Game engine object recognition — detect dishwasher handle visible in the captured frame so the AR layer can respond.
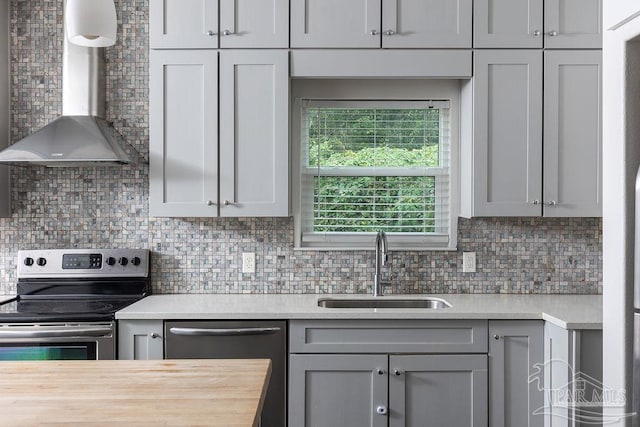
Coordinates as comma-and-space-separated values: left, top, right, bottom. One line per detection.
169, 327, 281, 337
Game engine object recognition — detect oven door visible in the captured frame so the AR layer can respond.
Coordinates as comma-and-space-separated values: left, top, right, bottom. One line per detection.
0, 322, 115, 360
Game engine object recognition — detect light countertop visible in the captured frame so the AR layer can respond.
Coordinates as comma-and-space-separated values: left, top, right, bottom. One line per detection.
116, 293, 602, 329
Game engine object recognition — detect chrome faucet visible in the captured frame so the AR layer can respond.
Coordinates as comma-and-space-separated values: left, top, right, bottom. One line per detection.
373, 231, 389, 297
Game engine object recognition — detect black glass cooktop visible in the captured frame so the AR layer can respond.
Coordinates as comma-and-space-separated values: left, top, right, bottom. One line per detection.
0, 278, 150, 323
0, 296, 145, 322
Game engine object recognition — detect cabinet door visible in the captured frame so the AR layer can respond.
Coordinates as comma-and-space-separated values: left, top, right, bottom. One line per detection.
471, 51, 543, 216
118, 320, 164, 360
219, 51, 289, 217
289, 354, 388, 427
474, 0, 543, 48
219, 0, 289, 48
149, 50, 219, 217
544, 0, 602, 49
389, 354, 488, 427
381, 0, 472, 48
290, 0, 382, 48
149, 0, 218, 48
488, 321, 544, 427
545, 323, 603, 427
543, 51, 602, 217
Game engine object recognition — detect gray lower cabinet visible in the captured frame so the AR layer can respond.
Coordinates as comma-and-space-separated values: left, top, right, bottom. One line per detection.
388, 354, 488, 427
289, 354, 389, 427
289, 319, 489, 427
488, 320, 544, 427
544, 322, 603, 427
118, 320, 164, 360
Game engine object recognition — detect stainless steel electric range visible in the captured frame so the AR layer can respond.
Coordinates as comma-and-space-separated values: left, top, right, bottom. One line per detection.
0, 249, 150, 360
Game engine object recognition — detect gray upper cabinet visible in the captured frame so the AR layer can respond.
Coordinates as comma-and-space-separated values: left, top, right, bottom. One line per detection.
474, 0, 601, 48
290, 0, 472, 48
149, 0, 219, 48
381, 0, 472, 48
488, 321, 544, 427
150, 0, 289, 49
149, 50, 289, 217
543, 50, 602, 217
149, 50, 219, 217
461, 50, 543, 217
218, 50, 289, 217
219, 0, 289, 48
461, 49, 602, 217
0, 0, 9, 218
544, 0, 602, 49
474, 0, 544, 48
290, 0, 382, 48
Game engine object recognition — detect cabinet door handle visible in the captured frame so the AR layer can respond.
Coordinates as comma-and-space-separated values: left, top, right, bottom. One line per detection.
546, 200, 557, 206
370, 29, 379, 36
385, 30, 395, 36
206, 30, 216, 36
493, 334, 500, 340
531, 200, 540, 205
548, 30, 558, 37
206, 200, 216, 206
376, 368, 385, 375
532, 30, 541, 36
394, 369, 403, 376
150, 332, 160, 339
376, 405, 388, 415
223, 200, 237, 207
222, 29, 234, 36
169, 327, 281, 336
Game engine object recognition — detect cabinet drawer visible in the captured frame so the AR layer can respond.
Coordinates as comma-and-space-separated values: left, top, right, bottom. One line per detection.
290, 319, 488, 353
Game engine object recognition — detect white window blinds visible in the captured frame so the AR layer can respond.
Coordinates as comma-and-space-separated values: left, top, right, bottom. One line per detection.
300, 100, 452, 249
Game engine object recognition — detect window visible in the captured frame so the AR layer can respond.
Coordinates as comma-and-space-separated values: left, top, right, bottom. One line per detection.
296, 80, 457, 249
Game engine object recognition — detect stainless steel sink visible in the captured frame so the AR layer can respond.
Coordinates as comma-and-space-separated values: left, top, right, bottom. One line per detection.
317, 297, 452, 309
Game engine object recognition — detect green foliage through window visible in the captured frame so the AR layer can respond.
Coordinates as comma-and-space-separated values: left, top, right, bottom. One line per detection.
303, 104, 449, 235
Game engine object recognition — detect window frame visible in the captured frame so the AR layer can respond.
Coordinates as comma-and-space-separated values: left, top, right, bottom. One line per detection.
291, 79, 460, 251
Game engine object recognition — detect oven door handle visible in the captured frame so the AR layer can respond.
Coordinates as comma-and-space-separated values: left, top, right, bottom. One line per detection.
169, 327, 281, 337
0, 327, 113, 339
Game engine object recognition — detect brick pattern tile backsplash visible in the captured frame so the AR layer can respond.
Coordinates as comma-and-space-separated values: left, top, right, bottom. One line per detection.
0, 0, 602, 296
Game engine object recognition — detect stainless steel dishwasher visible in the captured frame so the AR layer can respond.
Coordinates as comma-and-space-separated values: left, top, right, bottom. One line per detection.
165, 320, 286, 427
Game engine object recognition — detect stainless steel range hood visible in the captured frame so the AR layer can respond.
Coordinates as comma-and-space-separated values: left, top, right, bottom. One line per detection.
0, 5, 139, 167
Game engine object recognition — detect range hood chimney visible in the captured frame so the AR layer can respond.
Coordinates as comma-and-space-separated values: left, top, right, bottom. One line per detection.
0, 1, 140, 167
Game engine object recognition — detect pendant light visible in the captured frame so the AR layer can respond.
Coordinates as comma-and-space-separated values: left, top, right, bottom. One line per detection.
65, 0, 117, 47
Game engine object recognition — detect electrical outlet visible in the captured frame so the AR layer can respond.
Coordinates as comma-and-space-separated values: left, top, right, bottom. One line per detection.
463, 252, 476, 273
242, 252, 256, 274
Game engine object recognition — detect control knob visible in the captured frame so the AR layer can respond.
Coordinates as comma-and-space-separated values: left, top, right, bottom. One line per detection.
24, 257, 34, 266
106, 257, 116, 266
36, 257, 47, 266
132, 257, 141, 266
119, 257, 129, 266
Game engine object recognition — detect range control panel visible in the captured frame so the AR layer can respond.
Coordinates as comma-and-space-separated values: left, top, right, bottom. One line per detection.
18, 249, 150, 278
